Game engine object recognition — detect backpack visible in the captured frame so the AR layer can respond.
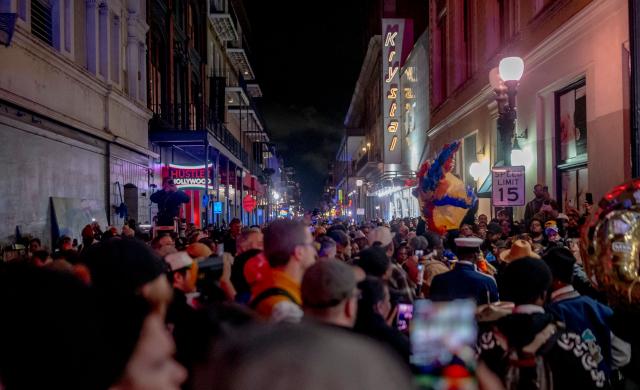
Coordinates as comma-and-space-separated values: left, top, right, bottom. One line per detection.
249, 287, 296, 310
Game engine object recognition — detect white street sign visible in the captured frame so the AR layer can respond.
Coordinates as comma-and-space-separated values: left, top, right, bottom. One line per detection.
492, 166, 525, 206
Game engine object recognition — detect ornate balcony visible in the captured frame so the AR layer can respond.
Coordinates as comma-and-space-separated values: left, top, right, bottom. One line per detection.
208, 0, 239, 42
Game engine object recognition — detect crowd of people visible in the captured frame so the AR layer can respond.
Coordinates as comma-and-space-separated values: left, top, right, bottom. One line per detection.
0, 183, 638, 389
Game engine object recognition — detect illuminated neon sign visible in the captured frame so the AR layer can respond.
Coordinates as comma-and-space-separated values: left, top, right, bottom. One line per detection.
382, 19, 412, 161
166, 164, 214, 190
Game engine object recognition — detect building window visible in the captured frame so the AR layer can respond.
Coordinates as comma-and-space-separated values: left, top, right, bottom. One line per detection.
31, 0, 53, 45
498, 0, 518, 43
110, 12, 120, 83
431, 0, 447, 106
555, 79, 587, 211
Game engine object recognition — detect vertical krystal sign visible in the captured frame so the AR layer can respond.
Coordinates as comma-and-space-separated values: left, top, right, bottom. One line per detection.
382, 19, 412, 164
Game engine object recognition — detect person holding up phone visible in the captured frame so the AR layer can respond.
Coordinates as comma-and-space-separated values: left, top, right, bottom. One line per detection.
150, 178, 190, 227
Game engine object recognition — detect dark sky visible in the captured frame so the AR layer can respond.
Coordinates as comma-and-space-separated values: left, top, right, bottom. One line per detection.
244, 1, 370, 209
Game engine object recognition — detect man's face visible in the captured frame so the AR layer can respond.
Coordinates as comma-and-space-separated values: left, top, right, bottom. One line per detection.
298, 229, 317, 271
159, 235, 174, 248
245, 232, 264, 252
534, 185, 545, 199
230, 222, 242, 236
478, 215, 488, 225
460, 225, 472, 237
29, 241, 40, 253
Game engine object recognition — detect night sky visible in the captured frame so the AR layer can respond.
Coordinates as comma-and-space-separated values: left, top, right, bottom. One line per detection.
244, 0, 370, 209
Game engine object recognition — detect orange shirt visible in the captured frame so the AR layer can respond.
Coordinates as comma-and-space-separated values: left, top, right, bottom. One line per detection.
250, 269, 302, 320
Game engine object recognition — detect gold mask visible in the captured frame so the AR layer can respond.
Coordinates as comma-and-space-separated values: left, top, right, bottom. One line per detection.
581, 180, 640, 305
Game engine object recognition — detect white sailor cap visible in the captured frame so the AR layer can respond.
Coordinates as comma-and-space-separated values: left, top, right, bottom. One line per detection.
454, 237, 484, 248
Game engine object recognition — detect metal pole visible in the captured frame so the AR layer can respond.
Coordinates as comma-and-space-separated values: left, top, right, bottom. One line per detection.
226, 158, 230, 225
204, 143, 209, 228
631, 0, 640, 177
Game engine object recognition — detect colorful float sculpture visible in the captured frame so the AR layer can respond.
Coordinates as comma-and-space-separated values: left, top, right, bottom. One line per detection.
413, 141, 477, 234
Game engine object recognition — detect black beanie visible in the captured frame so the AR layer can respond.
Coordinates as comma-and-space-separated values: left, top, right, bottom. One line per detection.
543, 246, 576, 284
500, 257, 552, 305
357, 247, 390, 278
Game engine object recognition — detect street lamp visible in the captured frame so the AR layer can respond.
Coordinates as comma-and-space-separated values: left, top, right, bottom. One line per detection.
492, 56, 524, 166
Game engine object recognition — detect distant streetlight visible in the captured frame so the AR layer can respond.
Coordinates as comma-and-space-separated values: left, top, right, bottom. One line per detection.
272, 191, 280, 201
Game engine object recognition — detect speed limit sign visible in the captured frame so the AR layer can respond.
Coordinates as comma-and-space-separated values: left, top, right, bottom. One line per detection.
492, 166, 525, 206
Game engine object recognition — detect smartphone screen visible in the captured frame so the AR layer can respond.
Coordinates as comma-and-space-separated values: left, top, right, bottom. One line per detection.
396, 303, 414, 332
411, 299, 477, 373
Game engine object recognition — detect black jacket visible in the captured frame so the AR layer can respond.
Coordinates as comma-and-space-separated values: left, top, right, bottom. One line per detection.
354, 312, 411, 365
150, 190, 190, 221
478, 312, 609, 389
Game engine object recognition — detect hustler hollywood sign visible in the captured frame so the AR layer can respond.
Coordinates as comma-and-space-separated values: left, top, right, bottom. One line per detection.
382, 18, 412, 164
166, 164, 214, 190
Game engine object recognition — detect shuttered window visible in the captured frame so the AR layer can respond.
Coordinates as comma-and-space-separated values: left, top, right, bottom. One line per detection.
31, 0, 52, 46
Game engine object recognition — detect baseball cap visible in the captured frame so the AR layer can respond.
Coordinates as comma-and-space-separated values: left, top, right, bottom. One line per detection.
368, 226, 394, 247
302, 259, 357, 308
165, 251, 193, 272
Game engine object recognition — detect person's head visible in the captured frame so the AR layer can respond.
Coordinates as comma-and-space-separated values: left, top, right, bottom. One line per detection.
542, 246, 576, 289
31, 250, 51, 267
545, 223, 560, 242
165, 252, 197, 293
478, 214, 488, 225
162, 178, 177, 192
327, 230, 351, 259
302, 260, 359, 328
111, 312, 187, 390
82, 238, 172, 315
459, 223, 473, 237
497, 209, 509, 223
394, 244, 409, 264
500, 257, 552, 306
368, 226, 395, 258
230, 218, 242, 237
198, 323, 412, 390
236, 228, 264, 255
529, 218, 543, 235
60, 236, 73, 251
28, 238, 41, 253
454, 237, 484, 262
533, 184, 545, 199
151, 234, 176, 257
357, 276, 391, 320
186, 242, 213, 262
486, 222, 502, 242
316, 235, 337, 259
500, 220, 511, 236
264, 219, 316, 279
357, 247, 391, 280
408, 235, 429, 254
0, 263, 109, 389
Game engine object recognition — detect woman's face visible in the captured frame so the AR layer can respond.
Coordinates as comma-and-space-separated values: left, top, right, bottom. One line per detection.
113, 314, 186, 390
396, 247, 409, 263
501, 221, 511, 235
530, 220, 542, 234
460, 224, 472, 237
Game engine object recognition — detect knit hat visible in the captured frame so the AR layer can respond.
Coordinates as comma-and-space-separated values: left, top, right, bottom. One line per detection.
500, 257, 552, 305
542, 246, 576, 284
302, 259, 357, 308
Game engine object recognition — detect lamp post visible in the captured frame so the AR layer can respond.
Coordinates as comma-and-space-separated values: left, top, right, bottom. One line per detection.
491, 57, 524, 166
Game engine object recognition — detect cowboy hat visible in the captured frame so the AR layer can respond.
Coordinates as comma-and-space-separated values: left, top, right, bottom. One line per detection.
499, 239, 541, 262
